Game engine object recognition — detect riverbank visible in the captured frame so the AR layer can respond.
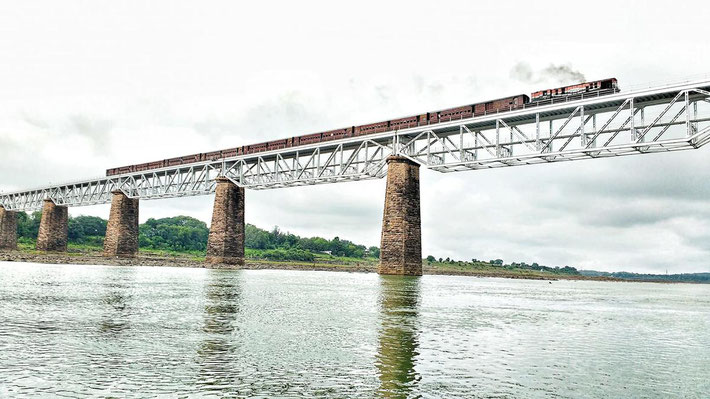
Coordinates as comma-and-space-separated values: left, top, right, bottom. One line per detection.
0, 249, 622, 282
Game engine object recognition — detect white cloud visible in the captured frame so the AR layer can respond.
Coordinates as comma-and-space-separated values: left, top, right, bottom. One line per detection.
1, 0, 710, 273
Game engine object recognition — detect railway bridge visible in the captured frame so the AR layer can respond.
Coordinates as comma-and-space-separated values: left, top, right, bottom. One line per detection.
2, 79, 710, 275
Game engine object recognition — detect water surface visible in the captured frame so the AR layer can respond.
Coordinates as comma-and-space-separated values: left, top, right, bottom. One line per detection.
1, 262, 708, 398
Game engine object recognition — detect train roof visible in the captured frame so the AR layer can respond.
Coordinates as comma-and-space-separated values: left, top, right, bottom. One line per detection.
532, 77, 618, 93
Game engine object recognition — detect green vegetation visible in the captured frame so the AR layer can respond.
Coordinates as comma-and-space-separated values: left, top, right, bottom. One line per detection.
580, 270, 710, 284
16, 212, 708, 283
15, 212, 380, 262
424, 255, 581, 276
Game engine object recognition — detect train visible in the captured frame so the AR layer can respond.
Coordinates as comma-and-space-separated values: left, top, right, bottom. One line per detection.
106, 78, 619, 176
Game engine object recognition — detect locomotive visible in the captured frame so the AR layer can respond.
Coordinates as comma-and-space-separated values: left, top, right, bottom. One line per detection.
106, 78, 619, 176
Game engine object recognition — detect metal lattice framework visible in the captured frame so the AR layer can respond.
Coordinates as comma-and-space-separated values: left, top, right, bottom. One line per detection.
2, 79, 710, 211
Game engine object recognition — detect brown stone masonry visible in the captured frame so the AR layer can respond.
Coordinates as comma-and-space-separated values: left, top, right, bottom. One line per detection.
36, 199, 68, 252
379, 156, 422, 276
0, 206, 18, 250
103, 191, 139, 257
206, 177, 245, 265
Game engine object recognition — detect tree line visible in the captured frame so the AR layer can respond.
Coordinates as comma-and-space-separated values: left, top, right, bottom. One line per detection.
15, 212, 379, 260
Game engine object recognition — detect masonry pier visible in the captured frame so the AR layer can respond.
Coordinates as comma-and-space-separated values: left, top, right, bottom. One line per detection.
206, 177, 245, 265
36, 199, 68, 252
379, 156, 422, 276
0, 206, 18, 250
103, 191, 140, 257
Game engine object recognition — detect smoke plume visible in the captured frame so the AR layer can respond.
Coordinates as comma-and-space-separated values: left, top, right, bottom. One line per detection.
510, 62, 586, 86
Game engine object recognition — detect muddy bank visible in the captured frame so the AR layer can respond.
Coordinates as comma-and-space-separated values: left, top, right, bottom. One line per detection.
0, 250, 622, 282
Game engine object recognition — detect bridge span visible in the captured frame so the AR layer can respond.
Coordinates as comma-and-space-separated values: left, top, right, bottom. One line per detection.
2, 79, 710, 275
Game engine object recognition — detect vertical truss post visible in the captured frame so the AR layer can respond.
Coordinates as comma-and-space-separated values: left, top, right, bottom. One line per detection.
495, 120, 500, 157
317, 148, 322, 177
580, 106, 586, 146
474, 131, 479, 160
693, 100, 698, 134
629, 98, 638, 141
509, 122, 513, 156
639, 108, 645, 143
686, 91, 691, 137
460, 126, 465, 160
590, 114, 597, 148
535, 113, 541, 150
340, 145, 344, 173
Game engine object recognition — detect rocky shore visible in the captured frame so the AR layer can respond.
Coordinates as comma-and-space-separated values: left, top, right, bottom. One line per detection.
0, 250, 623, 282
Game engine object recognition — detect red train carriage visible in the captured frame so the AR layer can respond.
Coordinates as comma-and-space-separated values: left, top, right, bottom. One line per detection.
321, 127, 352, 142
437, 105, 473, 121
246, 142, 268, 154
531, 78, 618, 101
473, 95, 529, 116
427, 111, 439, 124
299, 132, 323, 145
390, 115, 425, 130
221, 147, 240, 158
106, 78, 621, 177
181, 154, 201, 164
267, 139, 289, 150
165, 156, 184, 167
135, 160, 165, 172
355, 121, 389, 136
203, 150, 223, 161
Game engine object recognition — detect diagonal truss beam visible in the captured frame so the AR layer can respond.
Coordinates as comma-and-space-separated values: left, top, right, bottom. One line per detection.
2, 80, 710, 211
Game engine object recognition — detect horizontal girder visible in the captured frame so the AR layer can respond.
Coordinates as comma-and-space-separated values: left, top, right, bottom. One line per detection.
2, 79, 710, 211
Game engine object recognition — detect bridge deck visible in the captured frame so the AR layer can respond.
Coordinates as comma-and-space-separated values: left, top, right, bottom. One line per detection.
2, 79, 710, 211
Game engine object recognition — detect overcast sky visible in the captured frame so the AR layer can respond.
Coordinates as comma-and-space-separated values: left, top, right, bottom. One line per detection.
1, 0, 710, 273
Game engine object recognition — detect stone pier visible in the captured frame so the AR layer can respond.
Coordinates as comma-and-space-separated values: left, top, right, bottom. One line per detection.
36, 199, 68, 252
103, 191, 139, 257
378, 156, 422, 276
0, 206, 18, 250
206, 177, 245, 265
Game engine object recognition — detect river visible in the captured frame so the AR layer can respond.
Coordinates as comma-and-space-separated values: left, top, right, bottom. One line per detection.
0, 262, 708, 398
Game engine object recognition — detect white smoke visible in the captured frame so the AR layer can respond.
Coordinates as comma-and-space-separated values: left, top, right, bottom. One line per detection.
510, 62, 586, 86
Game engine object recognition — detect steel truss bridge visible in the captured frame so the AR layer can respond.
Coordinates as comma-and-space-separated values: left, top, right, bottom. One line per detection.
2, 79, 710, 211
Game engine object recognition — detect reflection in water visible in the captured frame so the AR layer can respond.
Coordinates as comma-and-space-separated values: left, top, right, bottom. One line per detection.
197, 270, 242, 392
376, 276, 421, 398
99, 270, 134, 335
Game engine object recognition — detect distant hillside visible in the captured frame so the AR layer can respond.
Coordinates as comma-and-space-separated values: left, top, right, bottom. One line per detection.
579, 270, 710, 284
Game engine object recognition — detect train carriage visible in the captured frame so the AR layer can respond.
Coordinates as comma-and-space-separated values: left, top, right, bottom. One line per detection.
354, 121, 389, 136
203, 150, 223, 161
474, 94, 529, 116
221, 147, 240, 158
106, 78, 621, 177
531, 78, 618, 101
321, 127, 352, 141
437, 105, 473, 121
267, 139, 289, 150
298, 132, 322, 145
389, 115, 423, 130
246, 142, 268, 154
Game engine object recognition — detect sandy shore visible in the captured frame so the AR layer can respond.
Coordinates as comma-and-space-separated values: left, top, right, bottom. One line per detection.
0, 250, 622, 282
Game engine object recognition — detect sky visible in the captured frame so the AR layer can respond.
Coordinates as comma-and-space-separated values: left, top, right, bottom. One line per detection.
1, 0, 710, 273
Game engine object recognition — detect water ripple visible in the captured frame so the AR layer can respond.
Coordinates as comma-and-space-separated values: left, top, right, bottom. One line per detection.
0, 263, 708, 398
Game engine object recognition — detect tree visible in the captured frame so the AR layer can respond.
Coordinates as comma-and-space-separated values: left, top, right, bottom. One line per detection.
426, 255, 436, 263
68, 216, 107, 242
139, 216, 209, 251
16, 211, 41, 238
368, 246, 380, 258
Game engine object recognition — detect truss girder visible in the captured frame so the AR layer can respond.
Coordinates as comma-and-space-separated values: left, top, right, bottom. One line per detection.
2, 81, 710, 211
